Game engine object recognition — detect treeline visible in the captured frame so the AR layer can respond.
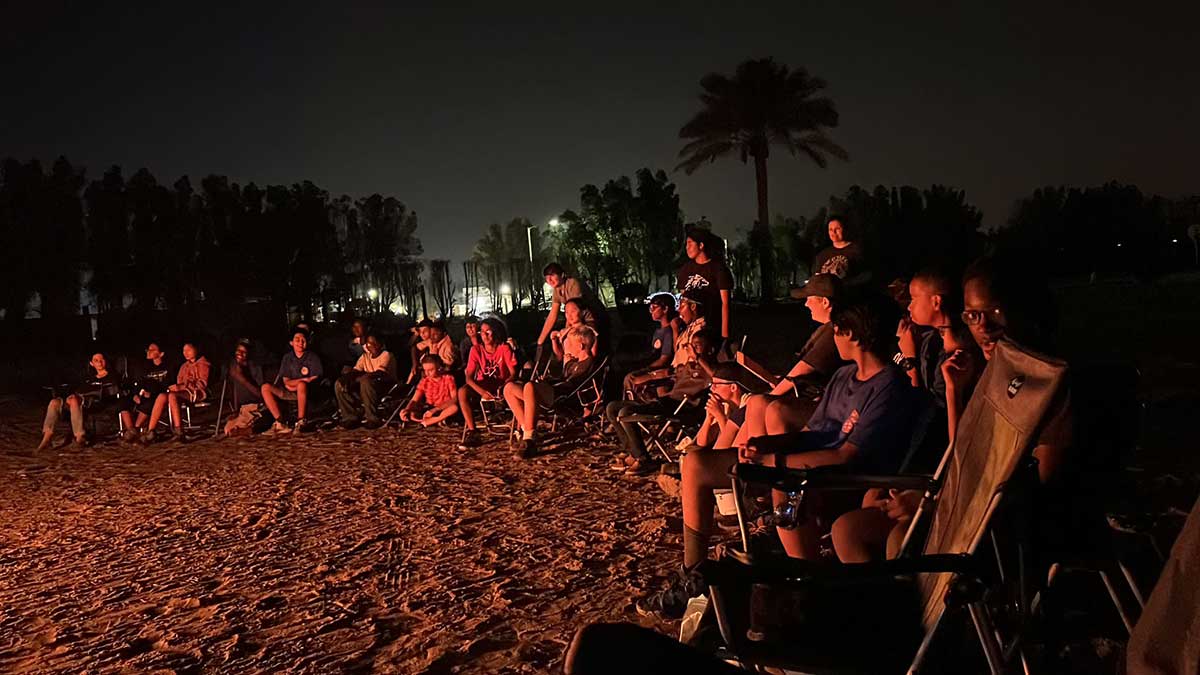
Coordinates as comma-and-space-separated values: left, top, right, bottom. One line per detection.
1000, 183, 1198, 279
0, 156, 426, 324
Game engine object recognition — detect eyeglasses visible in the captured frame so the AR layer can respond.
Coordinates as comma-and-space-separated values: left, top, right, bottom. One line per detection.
961, 307, 1005, 326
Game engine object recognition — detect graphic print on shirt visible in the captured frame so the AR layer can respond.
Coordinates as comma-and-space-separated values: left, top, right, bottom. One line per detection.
841, 408, 860, 435
820, 255, 851, 278
683, 274, 710, 291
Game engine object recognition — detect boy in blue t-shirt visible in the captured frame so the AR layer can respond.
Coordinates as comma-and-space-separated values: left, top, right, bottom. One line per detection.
261, 328, 324, 434
637, 291, 918, 619
741, 291, 918, 558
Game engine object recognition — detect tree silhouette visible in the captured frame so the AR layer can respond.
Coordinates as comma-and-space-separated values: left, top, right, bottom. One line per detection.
677, 57, 847, 300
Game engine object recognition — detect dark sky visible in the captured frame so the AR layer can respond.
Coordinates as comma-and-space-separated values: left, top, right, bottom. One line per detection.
4, 1, 1197, 263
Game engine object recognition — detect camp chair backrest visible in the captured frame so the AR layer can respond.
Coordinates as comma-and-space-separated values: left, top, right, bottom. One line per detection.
557, 356, 610, 410
918, 338, 1069, 629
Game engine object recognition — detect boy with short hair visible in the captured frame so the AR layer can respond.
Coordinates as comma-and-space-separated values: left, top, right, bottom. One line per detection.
399, 354, 460, 426
335, 334, 396, 429
261, 328, 324, 434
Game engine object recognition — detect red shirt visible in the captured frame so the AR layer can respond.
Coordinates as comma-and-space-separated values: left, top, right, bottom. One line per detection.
466, 344, 517, 387
417, 373, 457, 406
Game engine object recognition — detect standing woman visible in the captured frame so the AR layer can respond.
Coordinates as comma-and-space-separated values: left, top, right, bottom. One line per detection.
38, 352, 127, 449
812, 215, 865, 282
677, 227, 733, 346
144, 342, 210, 443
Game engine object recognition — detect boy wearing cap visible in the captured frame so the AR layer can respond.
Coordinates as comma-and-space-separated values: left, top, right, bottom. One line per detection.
734, 273, 846, 441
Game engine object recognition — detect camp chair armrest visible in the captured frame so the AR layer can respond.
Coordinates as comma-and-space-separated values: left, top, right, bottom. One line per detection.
700, 552, 978, 586
731, 463, 935, 493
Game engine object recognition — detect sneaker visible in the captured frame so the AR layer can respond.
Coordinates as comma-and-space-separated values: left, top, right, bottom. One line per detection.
140, 429, 157, 445
171, 428, 184, 443
294, 419, 311, 433
625, 457, 660, 476
636, 567, 707, 620
518, 438, 537, 460
363, 419, 384, 430
267, 421, 291, 436
339, 418, 361, 430
609, 453, 633, 471
121, 430, 138, 443
458, 430, 481, 450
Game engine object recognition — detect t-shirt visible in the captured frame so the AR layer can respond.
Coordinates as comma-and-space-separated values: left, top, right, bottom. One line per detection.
915, 329, 948, 409
229, 361, 264, 402
417, 373, 457, 406
797, 323, 841, 378
135, 358, 174, 396
459, 336, 476, 368
467, 343, 518, 386
554, 356, 595, 396
553, 276, 609, 351
813, 241, 864, 280
676, 258, 734, 332
354, 350, 397, 381
278, 350, 324, 382
348, 337, 365, 362
671, 317, 708, 368
417, 335, 457, 369
651, 323, 674, 360
802, 363, 916, 474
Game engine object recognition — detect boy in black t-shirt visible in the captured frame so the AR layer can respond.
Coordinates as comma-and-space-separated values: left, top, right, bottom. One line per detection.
676, 227, 733, 342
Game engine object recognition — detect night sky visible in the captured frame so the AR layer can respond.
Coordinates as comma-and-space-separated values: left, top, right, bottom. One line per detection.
4, 1, 1197, 263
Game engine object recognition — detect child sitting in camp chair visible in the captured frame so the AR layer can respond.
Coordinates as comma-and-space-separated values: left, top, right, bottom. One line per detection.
504, 325, 597, 459
398, 354, 459, 427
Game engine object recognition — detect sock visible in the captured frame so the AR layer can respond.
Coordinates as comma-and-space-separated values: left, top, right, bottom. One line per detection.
683, 525, 708, 569
522, 430, 534, 440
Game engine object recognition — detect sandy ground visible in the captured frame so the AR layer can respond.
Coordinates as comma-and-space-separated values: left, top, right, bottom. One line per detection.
0, 403, 682, 674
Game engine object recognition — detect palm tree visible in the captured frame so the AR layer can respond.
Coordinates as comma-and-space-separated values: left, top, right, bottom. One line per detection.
677, 57, 847, 300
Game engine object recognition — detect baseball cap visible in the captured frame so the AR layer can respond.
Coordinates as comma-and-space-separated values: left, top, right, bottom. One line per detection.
790, 273, 841, 300
680, 288, 706, 306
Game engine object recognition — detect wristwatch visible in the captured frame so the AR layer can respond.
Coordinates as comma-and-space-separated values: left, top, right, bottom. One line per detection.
893, 353, 917, 371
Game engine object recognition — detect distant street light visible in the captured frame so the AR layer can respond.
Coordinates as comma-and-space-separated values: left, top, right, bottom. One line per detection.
367, 288, 379, 300
499, 283, 512, 296
548, 217, 560, 228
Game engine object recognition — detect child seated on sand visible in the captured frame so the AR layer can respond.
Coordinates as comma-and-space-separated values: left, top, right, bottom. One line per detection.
399, 355, 459, 426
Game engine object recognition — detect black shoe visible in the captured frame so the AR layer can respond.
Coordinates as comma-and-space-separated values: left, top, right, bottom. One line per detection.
635, 566, 707, 621
140, 430, 157, 445
458, 430, 481, 450
339, 418, 361, 430
363, 419, 384, 430
518, 438, 537, 460
294, 419, 313, 434
171, 428, 185, 443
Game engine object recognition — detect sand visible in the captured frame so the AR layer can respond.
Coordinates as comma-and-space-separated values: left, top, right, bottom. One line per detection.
0, 402, 682, 674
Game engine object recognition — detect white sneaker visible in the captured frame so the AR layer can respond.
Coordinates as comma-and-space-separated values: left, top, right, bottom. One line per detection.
267, 421, 291, 435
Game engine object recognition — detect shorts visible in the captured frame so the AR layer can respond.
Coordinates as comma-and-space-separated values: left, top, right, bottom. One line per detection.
266, 384, 299, 401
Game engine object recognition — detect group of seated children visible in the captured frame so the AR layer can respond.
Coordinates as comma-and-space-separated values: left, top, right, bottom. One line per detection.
634, 254, 1069, 620
38, 342, 211, 449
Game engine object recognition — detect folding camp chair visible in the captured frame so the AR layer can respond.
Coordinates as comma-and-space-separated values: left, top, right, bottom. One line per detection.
617, 391, 709, 464
567, 339, 1072, 674
510, 356, 611, 444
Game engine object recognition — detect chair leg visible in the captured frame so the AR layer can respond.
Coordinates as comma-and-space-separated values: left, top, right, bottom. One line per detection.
1118, 561, 1146, 609
1098, 570, 1135, 635
213, 378, 228, 438
968, 601, 1006, 675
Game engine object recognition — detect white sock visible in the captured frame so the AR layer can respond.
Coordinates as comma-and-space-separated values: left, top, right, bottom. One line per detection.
522, 430, 534, 440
